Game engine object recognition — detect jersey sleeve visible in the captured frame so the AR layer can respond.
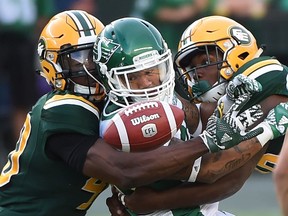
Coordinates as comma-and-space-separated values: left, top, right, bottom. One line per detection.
40, 93, 101, 136
236, 57, 288, 112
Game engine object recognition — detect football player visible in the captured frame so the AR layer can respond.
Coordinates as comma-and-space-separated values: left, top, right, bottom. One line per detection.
174, 15, 288, 178
105, 16, 288, 215
0, 12, 261, 216
94, 17, 285, 216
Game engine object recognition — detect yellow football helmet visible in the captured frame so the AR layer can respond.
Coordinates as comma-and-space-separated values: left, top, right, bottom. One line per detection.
174, 15, 261, 102
37, 10, 105, 101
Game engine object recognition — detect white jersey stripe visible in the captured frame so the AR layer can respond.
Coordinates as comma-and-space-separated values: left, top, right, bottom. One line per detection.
249, 64, 283, 79
43, 98, 99, 119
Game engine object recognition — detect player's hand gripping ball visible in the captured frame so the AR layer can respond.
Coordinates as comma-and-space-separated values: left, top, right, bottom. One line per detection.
103, 101, 185, 152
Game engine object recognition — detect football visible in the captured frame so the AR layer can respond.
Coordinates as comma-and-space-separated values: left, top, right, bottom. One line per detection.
103, 100, 185, 152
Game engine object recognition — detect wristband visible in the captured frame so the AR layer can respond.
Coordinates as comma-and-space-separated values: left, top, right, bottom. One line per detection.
254, 122, 273, 147
191, 103, 202, 137
187, 157, 202, 182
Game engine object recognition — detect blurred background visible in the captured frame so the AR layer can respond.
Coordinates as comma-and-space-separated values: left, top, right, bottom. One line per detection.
0, 0, 286, 215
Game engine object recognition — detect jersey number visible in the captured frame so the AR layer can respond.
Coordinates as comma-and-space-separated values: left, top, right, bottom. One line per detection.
77, 177, 108, 210
256, 153, 278, 173
0, 114, 31, 186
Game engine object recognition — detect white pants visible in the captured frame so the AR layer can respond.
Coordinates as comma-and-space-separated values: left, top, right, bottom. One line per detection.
201, 202, 235, 216
137, 202, 235, 216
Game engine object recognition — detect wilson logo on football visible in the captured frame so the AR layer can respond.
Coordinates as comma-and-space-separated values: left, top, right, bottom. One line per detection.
130, 114, 160, 126
141, 124, 158, 137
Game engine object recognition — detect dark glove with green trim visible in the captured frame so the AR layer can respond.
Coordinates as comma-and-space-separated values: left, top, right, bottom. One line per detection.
200, 94, 264, 153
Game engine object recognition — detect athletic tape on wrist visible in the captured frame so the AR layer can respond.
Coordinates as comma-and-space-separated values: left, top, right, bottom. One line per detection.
187, 156, 202, 182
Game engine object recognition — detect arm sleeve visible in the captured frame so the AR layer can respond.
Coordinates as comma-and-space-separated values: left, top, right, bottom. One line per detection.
46, 133, 98, 172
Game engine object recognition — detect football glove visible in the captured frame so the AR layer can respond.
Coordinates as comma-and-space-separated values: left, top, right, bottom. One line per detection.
200, 94, 264, 153
217, 74, 262, 115
253, 102, 288, 146
226, 74, 262, 99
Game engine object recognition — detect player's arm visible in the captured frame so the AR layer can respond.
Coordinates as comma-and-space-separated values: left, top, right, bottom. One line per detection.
177, 94, 216, 135
47, 95, 263, 190
273, 130, 288, 216
46, 114, 212, 191
163, 94, 288, 183
86, 94, 263, 189
160, 137, 265, 183
85, 120, 258, 189
46, 131, 209, 189
107, 148, 265, 215
83, 136, 208, 189
47, 132, 208, 189
197, 137, 263, 183
196, 94, 288, 183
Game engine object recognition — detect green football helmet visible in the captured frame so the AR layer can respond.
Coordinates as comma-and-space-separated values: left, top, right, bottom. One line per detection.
93, 17, 175, 107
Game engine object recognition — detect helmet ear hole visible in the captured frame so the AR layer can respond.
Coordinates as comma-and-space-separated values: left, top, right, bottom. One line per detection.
238, 52, 249, 60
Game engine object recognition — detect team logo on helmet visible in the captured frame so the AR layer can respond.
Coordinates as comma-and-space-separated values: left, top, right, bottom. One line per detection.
37, 38, 46, 60
229, 27, 251, 45
93, 36, 120, 64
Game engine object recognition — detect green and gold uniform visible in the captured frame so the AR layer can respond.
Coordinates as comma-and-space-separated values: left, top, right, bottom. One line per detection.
234, 56, 288, 173
0, 91, 108, 216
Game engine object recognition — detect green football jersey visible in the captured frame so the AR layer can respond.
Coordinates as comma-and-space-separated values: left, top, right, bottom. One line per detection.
234, 56, 288, 111
234, 56, 288, 173
0, 91, 108, 216
100, 95, 209, 216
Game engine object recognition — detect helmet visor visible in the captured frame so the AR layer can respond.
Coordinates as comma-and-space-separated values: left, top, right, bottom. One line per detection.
58, 45, 96, 77
58, 44, 105, 100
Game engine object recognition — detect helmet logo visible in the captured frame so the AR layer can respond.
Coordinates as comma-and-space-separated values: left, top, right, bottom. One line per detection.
230, 27, 251, 45
94, 37, 120, 64
38, 38, 46, 60
133, 50, 159, 65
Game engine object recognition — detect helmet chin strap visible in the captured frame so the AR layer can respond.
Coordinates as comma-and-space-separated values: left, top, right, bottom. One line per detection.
192, 80, 212, 98
69, 64, 103, 95
70, 79, 96, 95
198, 82, 228, 103
83, 64, 107, 94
